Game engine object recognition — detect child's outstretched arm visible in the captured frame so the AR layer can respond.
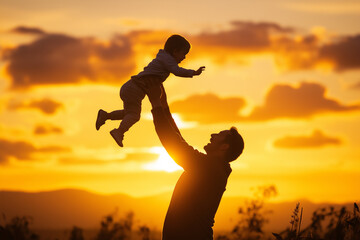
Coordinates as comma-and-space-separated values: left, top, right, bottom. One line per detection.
193, 66, 205, 76
162, 55, 205, 77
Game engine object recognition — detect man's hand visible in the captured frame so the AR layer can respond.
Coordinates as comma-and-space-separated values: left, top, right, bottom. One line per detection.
160, 84, 169, 108
144, 78, 162, 108
194, 66, 205, 76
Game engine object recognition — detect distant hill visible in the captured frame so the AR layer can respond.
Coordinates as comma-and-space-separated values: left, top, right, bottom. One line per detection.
0, 189, 353, 232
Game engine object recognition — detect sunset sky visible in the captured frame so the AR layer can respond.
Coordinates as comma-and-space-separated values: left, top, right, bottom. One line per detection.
1, 0, 360, 204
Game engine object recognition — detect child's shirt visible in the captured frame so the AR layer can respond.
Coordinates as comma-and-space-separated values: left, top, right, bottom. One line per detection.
131, 49, 195, 84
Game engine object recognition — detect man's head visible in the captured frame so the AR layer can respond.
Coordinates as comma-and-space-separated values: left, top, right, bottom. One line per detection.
204, 127, 244, 162
164, 35, 191, 63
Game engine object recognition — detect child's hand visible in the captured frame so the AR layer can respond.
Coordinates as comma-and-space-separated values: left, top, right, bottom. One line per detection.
194, 66, 205, 76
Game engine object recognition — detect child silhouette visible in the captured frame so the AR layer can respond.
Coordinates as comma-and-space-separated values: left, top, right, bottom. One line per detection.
96, 34, 205, 147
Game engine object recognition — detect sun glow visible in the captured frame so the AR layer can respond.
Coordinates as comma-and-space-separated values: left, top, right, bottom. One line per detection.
143, 147, 183, 172
143, 113, 197, 129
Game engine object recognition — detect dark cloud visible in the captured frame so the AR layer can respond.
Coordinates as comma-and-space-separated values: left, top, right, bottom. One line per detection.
191, 21, 360, 71
273, 130, 342, 149
319, 34, 360, 71
272, 34, 321, 70
170, 93, 246, 124
0, 138, 70, 164
2, 32, 136, 89
192, 21, 293, 52
34, 123, 63, 135
3, 22, 360, 89
59, 152, 158, 165
8, 98, 63, 115
247, 82, 360, 121
11, 26, 46, 35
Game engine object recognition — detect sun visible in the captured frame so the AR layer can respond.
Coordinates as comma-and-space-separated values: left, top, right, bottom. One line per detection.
143, 147, 183, 172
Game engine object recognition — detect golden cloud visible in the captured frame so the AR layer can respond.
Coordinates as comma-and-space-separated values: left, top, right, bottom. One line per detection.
59, 157, 113, 165
273, 129, 342, 148
11, 26, 46, 35
0, 138, 70, 164
247, 82, 360, 121
190, 21, 360, 71
8, 98, 63, 115
272, 34, 321, 70
34, 123, 63, 135
127, 30, 170, 47
3, 22, 360, 90
2, 31, 136, 89
169, 82, 360, 124
59, 152, 158, 165
170, 93, 246, 124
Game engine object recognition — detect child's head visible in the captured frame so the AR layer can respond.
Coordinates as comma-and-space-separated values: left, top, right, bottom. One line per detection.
164, 35, 191, 63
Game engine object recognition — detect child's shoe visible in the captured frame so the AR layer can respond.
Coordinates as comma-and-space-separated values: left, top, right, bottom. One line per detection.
96, 109, 107, 130
110, 128, 124, 147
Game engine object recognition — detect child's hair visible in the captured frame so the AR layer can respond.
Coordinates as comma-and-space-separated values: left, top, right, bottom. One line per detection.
164, 35, 191, 54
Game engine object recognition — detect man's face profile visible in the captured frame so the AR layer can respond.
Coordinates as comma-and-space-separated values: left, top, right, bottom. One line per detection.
204, 130, 230, 154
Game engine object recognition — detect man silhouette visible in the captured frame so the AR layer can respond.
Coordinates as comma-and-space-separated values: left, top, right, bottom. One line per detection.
145, 80, 244, 240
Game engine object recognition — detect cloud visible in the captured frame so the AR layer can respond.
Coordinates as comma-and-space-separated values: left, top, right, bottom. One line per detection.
3, 22, 360, 89
2, 31, 136, 89
0, 138, 70, 164
247, 82, 360, 121
34, 123, 63, 135
272, 34, 321, 70
273, 129, 342, 148
169, 82, 360, 124
192, 21, 293, 52
191, 21, 360, 72
59, 157, 114, 165
11, 26, 46, 35
8, 98, 64, 115
127, 30, 170, 46
124, 152, 159, 162
318, 34, 360, 71
170, 93, 246, 124
349, 81, 360, 90
59, 152, 158, 165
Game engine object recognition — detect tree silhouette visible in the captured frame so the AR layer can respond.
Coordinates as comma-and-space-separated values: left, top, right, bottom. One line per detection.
0, 215, 39, 240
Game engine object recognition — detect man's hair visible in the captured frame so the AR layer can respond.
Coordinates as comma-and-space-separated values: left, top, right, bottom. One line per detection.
164, 35, 191, 54
224, 127, 244, 162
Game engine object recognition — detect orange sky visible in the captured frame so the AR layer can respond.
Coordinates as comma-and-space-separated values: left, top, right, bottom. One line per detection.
1, 0, 360, 204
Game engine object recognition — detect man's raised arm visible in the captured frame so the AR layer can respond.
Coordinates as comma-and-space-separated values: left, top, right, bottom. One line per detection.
145, 81, 203, 169
159, 84, 182, 137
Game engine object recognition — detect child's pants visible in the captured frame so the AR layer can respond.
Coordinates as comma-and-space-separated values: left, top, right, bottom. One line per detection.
118, 79, 146, 134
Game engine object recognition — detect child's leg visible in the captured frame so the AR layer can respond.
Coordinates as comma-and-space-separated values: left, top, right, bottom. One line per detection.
111, 80, 145, 147
96, 109, 125, 130
117, 80, 145, 133
118, 110, 141, 133
108, 110, 125, 120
